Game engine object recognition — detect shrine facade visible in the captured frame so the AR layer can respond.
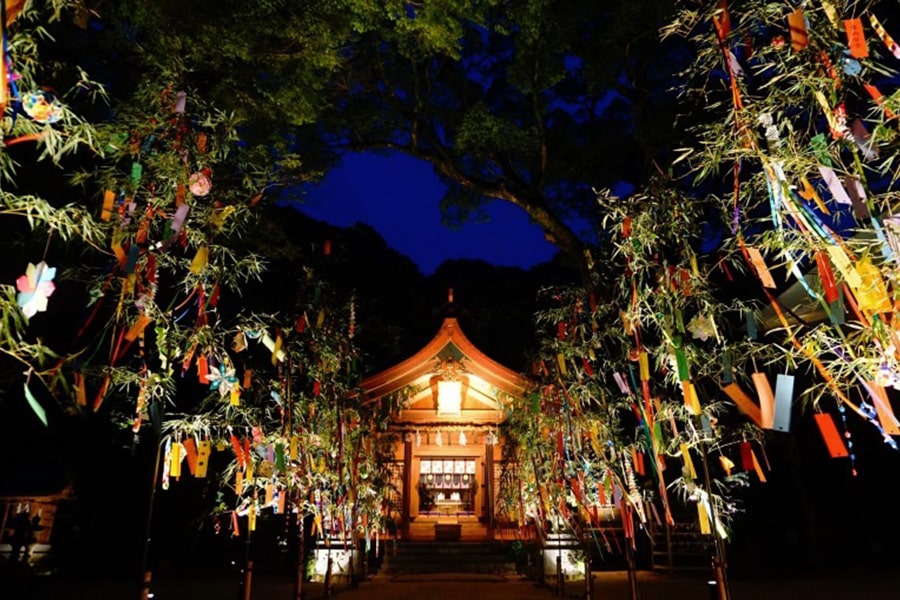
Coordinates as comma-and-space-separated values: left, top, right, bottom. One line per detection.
361, 312, 529, 541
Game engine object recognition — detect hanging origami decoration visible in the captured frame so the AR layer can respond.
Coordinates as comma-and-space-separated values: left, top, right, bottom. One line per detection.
15, 261, 56, 318
687, 314, 716, 341
21, 91, 64, 124
208, 360, 238, 398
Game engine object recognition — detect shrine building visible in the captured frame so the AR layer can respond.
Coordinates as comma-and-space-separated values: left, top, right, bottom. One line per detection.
361, 300, 530, 541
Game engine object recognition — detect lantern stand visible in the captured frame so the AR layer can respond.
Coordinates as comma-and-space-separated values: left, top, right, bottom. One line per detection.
139, 432, 169, 600
697, 426, 731, 600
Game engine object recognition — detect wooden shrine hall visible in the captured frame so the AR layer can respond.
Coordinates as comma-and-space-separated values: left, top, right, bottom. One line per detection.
361, 299, 529, 542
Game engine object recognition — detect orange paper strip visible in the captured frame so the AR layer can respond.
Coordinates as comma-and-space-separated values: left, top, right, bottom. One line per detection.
124, 314, 153, 342
182, 438, 198, 476
721, 383, 763, 426
865, 382, 900, 436
788, 9, 808, 52
751, 372, 775, 429
814, 413, 849, 457
681, 380, 703, 416
746, 247, 777, 289
750, 448, 767, 483
101, 189, 115, 222
844, 18, 869, 58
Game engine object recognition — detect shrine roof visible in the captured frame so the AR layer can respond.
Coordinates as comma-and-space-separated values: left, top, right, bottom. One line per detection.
360, 316, 529, 402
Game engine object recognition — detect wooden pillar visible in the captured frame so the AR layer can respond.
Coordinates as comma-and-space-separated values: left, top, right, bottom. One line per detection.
401, 439, 412, 537
485, 442, 495, 537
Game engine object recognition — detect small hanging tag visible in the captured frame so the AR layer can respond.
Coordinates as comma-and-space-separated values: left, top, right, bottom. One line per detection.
788, 9, 808, 52
745, 311, 757, 341
196, 440, 211, 477
751, 372, 775, 429
613, 372, 632, 395
101, 189, 115, 222
189, 245, 209, 274
174, 91, 187, 114
814, 413, 850, 457
844, 18, 869, 58
556, 352, 568, 376
131, 162, 143, 186
773, 374, 794, 432
721, 351, 733, 384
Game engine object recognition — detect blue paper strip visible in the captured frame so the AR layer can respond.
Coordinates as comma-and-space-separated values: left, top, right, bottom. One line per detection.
773, 374, 794, 432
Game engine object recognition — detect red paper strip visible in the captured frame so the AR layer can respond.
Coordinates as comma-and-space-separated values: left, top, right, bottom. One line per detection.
197, 356, 209, 384
815, 251, 839, 303
844, 18, 869, 58
739, 441, 753, 471
814, 413, 849, 457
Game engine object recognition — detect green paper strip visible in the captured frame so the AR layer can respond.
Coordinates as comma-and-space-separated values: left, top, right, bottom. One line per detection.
745, 311, 757, 341
811, 133, 832, 167
24, 383, 48, 427
722, 350, 733, 384
131, 162, 143, 185
275, 443, 286, 473
675, 347, 690, 382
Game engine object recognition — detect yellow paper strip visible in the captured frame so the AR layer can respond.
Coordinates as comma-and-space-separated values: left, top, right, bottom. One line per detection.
697, 502, 711, 535
854, 256, 892, 316
170, 442, 182, 478
189, 245, 209, 274
680, 443, 697, 479
557, 352, 568, 376
196, 440, 211, 478
235, 471, 244, 495
639, 351, 650, 381
825, 245, 862, 289
681, 381, 702, 416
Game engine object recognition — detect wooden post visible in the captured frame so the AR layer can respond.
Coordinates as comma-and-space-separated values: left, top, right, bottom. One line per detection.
485, 442, 495, 537
294, 511, 305, 600
401, 439, 412, 537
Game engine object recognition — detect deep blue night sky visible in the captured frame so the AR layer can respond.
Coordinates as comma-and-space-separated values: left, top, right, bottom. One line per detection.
295, 151, 559, 275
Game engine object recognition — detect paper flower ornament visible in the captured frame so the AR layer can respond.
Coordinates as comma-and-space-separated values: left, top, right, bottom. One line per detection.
16, 261, 56, 318
189, 170, 211, 196
688, 314, 716, 342
22, 92, 64, 124
208, 361, 238, 398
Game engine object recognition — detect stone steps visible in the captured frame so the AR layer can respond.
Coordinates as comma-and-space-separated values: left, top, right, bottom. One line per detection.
382, 540, 517, 575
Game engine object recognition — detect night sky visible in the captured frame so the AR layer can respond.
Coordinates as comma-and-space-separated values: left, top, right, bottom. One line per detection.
295, 151, 560, 275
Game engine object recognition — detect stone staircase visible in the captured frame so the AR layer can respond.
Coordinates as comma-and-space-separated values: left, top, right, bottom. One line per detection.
650, 519, 716, 572
381, 540, 517, 576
